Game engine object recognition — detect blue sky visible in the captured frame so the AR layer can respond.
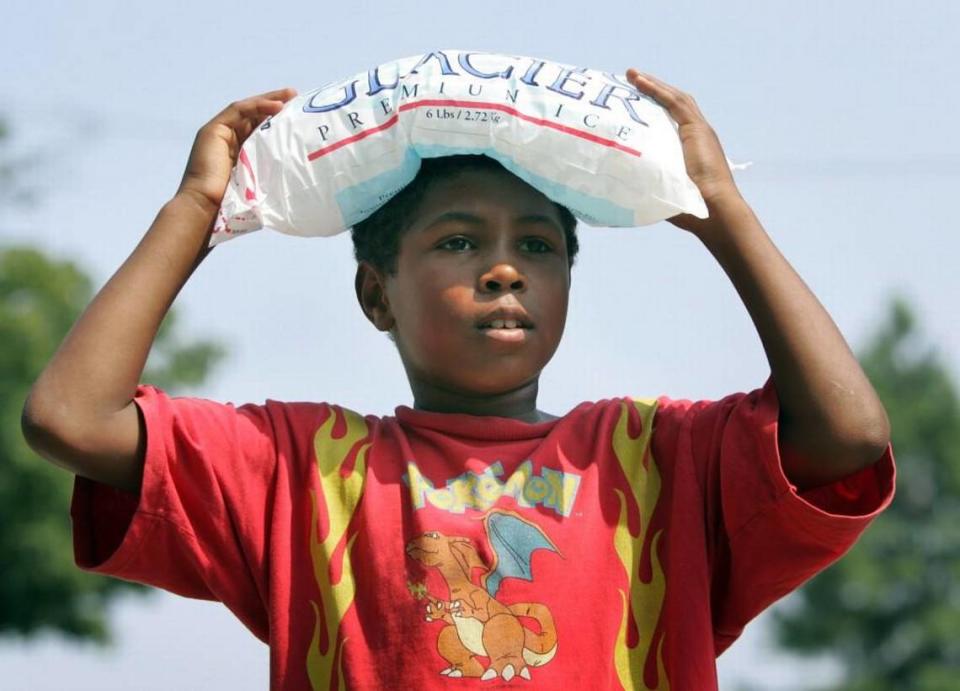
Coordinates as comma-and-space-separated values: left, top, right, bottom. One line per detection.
2, 1, 957, 688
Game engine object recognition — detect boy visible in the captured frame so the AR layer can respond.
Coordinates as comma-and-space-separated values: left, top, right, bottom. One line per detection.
21, 70, 895, 690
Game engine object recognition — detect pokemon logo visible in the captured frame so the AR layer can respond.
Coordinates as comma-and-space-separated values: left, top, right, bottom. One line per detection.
405, 460, 581, 517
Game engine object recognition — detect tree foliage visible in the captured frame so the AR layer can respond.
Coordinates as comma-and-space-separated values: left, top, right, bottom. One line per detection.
0, 244, 225, 645
772, 295, 960, 689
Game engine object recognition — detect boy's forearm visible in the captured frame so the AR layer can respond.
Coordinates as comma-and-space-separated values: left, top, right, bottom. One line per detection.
691, 195, 891, 490
25, 193, 215, 430
617, 71, 889, 487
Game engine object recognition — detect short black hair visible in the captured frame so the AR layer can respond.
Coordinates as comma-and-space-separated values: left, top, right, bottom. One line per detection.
350, 155, 579, 275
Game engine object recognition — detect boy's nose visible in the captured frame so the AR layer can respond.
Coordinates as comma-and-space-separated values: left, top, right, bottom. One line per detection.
480, 262, 526, 293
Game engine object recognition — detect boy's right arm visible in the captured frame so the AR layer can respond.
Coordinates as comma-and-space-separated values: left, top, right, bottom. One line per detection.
20, 88, 297, 495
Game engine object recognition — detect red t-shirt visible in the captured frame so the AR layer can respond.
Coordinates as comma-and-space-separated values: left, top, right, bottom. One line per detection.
71, 376, 895, 690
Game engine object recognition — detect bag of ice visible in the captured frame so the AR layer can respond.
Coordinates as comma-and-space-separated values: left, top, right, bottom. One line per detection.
211, 49, 710, 246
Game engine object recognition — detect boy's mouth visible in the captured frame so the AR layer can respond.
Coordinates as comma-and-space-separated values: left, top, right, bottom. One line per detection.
478, 325, 530, 343
477, 307, 533, 344
476, 307, 534, 331
479, 318, 529, 330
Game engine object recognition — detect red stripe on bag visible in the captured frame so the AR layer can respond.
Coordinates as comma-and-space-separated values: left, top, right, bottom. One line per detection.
306, 99, 643, 161
239, 149, 258, 200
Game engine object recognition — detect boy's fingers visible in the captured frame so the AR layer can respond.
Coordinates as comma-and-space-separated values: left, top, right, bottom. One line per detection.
229, 87, 299, 110
251, 87, 299, 102
626, 69, 704, 125
212, 88, 298, 128
628, 70, 689, 116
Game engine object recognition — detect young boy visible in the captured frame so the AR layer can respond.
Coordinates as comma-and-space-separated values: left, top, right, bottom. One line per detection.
22, 70, 895, 690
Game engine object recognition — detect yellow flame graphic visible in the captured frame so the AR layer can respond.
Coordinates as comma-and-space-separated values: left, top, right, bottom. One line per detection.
306, 407, 371, 691
611, 400, 669, 690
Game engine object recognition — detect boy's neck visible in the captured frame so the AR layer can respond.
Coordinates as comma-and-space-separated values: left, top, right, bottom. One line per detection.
409, 377, 556, 423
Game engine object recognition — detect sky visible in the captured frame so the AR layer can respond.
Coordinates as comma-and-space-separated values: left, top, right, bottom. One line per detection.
1, 0, 958, 688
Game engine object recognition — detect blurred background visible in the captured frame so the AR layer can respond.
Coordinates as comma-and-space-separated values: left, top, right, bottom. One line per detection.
1, 1, 958, 688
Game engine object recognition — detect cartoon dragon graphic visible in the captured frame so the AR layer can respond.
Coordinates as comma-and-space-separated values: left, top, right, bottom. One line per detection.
405, 509, 560, 682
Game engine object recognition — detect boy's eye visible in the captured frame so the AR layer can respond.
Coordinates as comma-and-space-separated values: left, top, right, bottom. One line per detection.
521, 237, 553, 253
438, 236, 475, 251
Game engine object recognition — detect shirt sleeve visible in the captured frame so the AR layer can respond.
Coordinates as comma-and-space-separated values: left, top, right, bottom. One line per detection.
654, 375, 896, 655
70, 384, 278, 641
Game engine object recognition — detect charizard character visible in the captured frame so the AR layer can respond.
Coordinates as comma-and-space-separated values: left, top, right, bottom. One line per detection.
405, 510, 561, 682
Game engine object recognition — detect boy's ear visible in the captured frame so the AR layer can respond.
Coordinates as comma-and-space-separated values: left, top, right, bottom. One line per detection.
355, 262, 395, 332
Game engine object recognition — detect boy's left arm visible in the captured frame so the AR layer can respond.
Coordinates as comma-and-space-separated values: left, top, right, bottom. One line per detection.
627, 69, 891, 492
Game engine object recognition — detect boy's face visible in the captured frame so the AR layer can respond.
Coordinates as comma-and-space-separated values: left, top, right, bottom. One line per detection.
363, 167, 571, 399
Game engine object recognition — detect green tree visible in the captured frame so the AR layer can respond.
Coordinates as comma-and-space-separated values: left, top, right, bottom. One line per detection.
772, 295, 960, 689
1, 109, 226, 648
1, 114, 226, 644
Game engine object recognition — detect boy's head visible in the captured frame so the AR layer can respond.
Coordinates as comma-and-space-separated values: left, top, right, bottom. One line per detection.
351, 155, 578, 400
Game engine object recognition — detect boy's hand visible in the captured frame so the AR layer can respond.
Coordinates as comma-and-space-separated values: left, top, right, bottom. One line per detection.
625, 69, 745, 235
176, 88, 298, 215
